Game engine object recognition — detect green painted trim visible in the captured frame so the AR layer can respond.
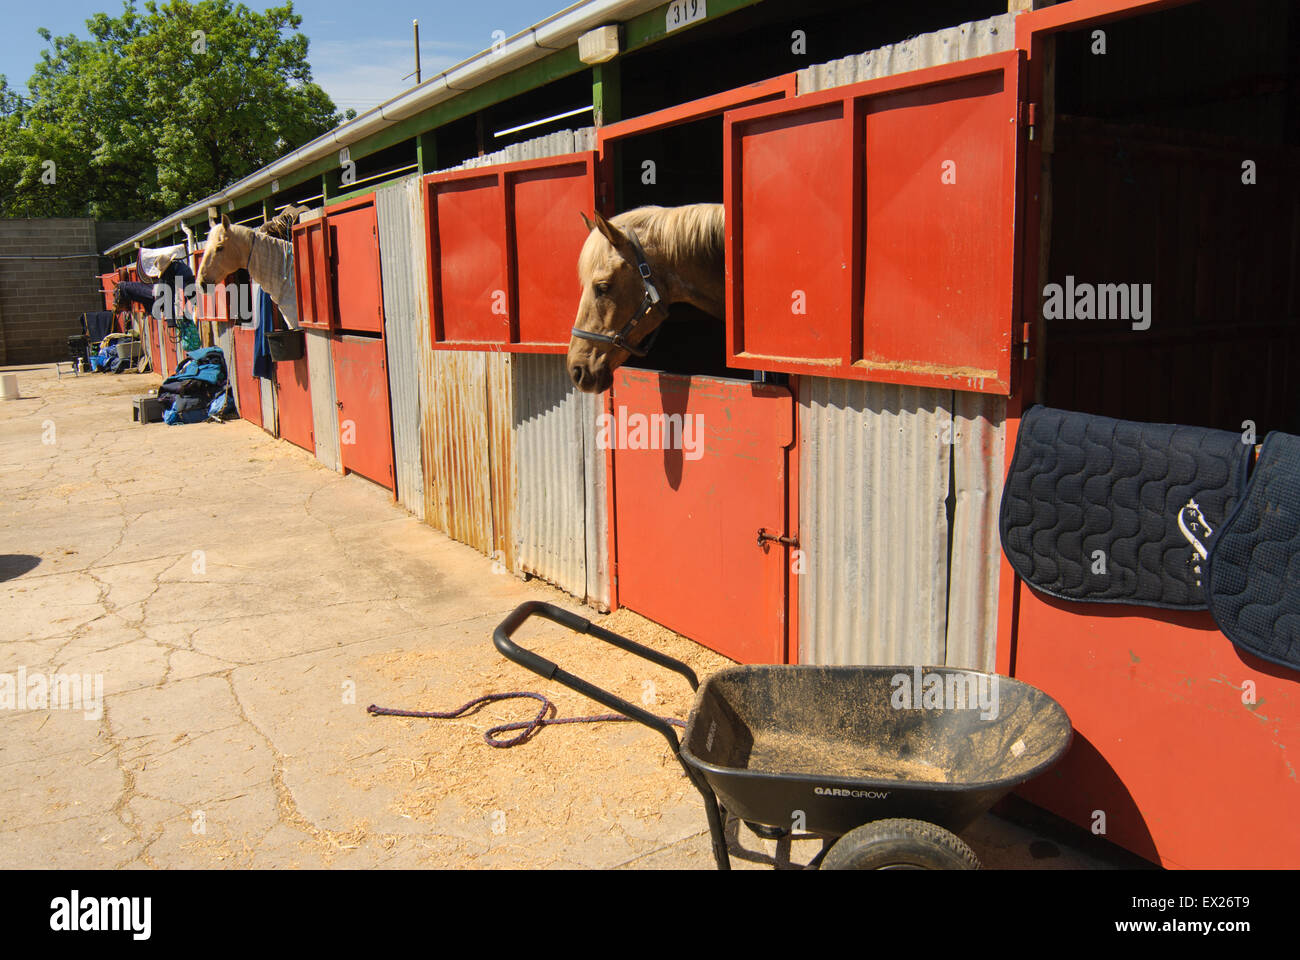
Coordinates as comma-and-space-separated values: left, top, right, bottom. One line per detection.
593, 61, 622, 126
624, 0, 762, 52
330, 184, 378, 205
416, 130, 437, 176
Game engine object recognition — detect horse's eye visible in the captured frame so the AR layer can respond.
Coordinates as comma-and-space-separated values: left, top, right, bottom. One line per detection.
594, 282, 610, 296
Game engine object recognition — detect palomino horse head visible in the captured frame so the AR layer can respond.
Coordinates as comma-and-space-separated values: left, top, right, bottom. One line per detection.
196, 213, 252, 287
567, 205, 725, 394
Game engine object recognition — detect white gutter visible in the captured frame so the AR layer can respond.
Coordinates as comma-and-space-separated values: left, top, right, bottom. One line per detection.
106, 0, 665, 255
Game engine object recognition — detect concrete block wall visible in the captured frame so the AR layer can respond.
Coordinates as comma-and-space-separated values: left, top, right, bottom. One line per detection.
0, 219, 151, 365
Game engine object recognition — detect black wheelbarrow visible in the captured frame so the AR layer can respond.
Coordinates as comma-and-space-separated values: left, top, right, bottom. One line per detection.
494, 601, 1073, 870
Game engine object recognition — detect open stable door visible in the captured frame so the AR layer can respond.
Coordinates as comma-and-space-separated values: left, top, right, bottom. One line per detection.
291, 197, 384, 334
423, 152, 598, 351
292, 218, 333, 330
425, 170, 508, 345
509, 157, 600, 347
724, 51, 1026, 394
326, 197, 384, 334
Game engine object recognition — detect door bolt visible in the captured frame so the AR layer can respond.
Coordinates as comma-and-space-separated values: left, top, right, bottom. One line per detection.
757, 528, 799, 548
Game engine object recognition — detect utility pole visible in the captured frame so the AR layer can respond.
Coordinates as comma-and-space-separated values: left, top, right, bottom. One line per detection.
413, 19, 421, 84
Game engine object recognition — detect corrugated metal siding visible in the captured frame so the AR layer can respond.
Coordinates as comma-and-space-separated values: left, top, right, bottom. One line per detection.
946, 391, 1006, 671
375, 183, 426, 520
424, 349, 497, 554
795, 14, 1014, 669
580, 387, 609, 609
417, 128, 605, 601
439, 128, 597, 172
402, 175, 503, 557
798, 379, 951, 666
796, 13, 1016, 93
487, 353, 515, 570
305, 328, 340, 471
511, 354, 609, 608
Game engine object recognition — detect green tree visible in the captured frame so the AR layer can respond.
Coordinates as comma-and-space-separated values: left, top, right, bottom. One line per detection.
0, 0, 353, 220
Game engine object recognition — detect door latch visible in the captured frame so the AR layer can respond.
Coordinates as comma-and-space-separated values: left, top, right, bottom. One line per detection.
757, 528, 799, 548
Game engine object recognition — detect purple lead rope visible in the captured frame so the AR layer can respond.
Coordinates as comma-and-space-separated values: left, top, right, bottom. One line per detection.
368, 692, 684, 748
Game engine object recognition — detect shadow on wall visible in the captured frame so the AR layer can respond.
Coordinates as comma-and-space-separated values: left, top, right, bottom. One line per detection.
0, 555, 41, 582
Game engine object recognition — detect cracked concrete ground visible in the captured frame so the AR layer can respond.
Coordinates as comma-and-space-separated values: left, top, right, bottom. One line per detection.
0, 365, 1125, 870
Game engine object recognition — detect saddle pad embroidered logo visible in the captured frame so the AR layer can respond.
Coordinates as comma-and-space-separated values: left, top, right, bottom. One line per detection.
999, 405, 1252, 609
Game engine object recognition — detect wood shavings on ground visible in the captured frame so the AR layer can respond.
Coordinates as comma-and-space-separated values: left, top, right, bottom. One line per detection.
355, 604, 734, 868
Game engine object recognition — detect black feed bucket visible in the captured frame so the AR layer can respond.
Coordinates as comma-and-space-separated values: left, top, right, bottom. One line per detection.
267, 329, 305, 362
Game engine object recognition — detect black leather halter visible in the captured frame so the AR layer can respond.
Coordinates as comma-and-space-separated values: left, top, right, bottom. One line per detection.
570, 229, 668, 358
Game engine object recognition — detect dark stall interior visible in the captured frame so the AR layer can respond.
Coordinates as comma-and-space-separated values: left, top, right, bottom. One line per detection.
610, 115, 744, 380
1044, 0, 1300, 435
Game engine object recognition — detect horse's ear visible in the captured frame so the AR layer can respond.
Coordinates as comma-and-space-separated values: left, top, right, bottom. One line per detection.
579, 211, 595, 232
220, 213, 231, 228
591, 210, 631, 253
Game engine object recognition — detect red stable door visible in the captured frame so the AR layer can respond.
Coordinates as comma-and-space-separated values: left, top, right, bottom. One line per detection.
158, 321, 176, 378
422, 153, 597, 351
723, 51, 1025, 394
1010, 588, 1300, 869
330, 334, 394, 492
232, 326, 262, 426
275, 352, 313, 453
611, 370, 795, 664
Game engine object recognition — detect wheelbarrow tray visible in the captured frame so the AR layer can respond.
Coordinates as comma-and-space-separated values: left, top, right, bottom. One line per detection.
678, 665, 1073, 838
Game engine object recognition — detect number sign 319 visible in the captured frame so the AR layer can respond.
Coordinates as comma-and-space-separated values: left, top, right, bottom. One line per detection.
666, 0, 706, 32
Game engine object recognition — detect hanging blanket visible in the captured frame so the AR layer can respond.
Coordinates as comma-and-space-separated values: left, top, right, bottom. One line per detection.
1000, 405, 1252, 609
247, 232, 298, 328
1205, 432, 1300, 670
137, 243, 188, 280
116, 280, 159, 309
80, 310, 115, 343
252, 285, 275, 380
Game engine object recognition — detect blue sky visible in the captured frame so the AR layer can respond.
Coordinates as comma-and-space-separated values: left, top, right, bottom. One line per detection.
1, 0, 567, 111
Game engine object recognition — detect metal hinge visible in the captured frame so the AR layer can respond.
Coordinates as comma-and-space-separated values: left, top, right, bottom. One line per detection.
757, 528, 799, 549
1020, 101, 1039, 141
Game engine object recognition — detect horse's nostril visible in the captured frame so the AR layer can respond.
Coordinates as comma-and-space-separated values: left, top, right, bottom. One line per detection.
569, 365, 584, 386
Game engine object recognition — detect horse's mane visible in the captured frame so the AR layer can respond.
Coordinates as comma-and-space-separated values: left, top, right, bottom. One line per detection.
580, 203, 724, 276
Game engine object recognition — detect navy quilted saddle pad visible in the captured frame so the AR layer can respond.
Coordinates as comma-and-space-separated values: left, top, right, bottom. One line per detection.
1000, 405, 1252, 609
1205, 431, 1300, 670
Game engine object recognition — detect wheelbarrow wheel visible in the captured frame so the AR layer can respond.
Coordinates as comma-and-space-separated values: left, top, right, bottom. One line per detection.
820, 818, 981, 870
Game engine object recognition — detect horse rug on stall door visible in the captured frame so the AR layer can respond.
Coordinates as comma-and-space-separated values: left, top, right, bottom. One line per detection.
999, 405, 1252, 609
1204, 431, 1300, 671
136, 243, 188, 280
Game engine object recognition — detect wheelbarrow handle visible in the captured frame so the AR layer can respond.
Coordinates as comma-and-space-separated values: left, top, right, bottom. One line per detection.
492, 600, 699, 754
